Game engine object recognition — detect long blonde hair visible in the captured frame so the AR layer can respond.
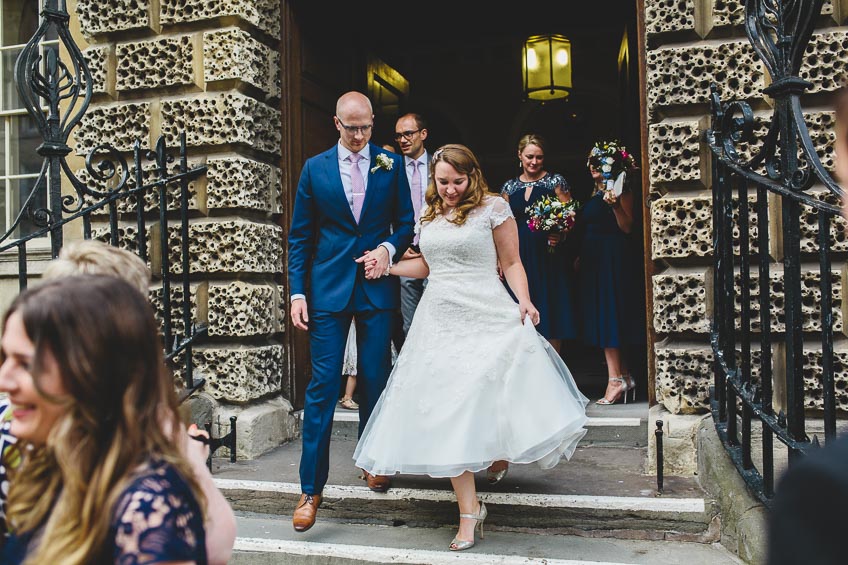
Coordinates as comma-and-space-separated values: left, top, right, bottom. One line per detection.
4, 275, 204, 565
420, 144, 489, 226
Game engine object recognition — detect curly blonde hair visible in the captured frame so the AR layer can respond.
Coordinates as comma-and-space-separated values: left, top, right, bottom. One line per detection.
4, 275, 204, 565
420, 144, 489, 226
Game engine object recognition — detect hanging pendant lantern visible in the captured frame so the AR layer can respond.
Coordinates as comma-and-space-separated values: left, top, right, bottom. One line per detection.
522, 34, 572, 101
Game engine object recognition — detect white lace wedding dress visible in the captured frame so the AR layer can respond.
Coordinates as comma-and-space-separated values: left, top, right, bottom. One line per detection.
353, 195, 589, 478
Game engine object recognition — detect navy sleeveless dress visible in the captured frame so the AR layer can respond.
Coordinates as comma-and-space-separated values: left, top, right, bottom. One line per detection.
500, 173, 577, 340
577, 190, 642, 348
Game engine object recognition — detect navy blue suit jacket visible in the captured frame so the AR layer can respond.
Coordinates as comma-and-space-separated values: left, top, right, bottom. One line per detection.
288, 143, 415, 312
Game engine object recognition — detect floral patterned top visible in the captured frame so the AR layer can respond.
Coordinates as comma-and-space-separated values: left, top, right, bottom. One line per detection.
500, 172, 569, 197
0, 397, 18, 541
0, 458, 207, 565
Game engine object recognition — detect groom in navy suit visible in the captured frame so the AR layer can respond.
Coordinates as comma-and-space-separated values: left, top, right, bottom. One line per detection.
288, 91, 415, 532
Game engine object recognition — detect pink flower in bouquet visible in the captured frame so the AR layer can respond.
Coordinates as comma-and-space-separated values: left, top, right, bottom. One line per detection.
525, 194, 580, 254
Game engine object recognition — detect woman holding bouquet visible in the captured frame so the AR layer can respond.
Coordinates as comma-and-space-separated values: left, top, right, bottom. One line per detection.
500, 134, 577, 352
577, 140, 642, 405
492, 134, 579, 485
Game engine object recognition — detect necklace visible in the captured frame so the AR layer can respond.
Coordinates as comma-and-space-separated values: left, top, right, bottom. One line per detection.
520, 172, 545, 183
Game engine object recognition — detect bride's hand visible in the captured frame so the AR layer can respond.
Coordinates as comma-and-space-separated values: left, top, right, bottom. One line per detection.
519, 301, 540, 326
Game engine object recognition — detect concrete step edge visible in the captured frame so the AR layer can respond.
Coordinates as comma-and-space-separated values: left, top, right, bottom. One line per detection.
233, 536, 632, 564
295, 410, 646, 428
215, 478, 706, 514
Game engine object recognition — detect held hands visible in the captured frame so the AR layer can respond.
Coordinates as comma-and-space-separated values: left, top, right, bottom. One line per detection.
355, 246, 390, 280
547, 232, 562, 247
519, 300, 541, 326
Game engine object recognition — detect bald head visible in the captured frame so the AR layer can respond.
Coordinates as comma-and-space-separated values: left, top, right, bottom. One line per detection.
335, 91, 374, 152
336, 91, 373, 117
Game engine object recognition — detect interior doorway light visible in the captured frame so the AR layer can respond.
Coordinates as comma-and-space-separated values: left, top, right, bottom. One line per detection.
522, 34, 572, 101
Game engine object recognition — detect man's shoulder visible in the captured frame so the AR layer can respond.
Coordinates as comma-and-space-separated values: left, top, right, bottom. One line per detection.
307, 146, 338, 162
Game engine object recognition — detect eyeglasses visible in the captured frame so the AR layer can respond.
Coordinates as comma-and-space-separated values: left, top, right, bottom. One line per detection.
336, 117, 373, 135
393, 129, 421, 141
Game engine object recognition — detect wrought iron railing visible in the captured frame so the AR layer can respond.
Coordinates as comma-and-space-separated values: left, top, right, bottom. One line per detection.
10, 0, 211, 401
707, 0, 842, 505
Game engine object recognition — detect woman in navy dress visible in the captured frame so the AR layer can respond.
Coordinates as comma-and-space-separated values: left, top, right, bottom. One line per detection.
0, 276, 208, 564
500, 133, 577, 350
577, 147, 642, 405
492, 134, 578, 485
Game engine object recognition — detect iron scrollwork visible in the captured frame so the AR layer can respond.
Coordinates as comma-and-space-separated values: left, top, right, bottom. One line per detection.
707, 0, 842, 505
9, 0, 129, 254
5, 2, 223, 459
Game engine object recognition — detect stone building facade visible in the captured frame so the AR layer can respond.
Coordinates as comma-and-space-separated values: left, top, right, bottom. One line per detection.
68, 0, 293, 458
35, 0, 846, 460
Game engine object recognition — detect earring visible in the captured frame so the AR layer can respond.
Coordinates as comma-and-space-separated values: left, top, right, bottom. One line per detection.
519, 160, 522, 169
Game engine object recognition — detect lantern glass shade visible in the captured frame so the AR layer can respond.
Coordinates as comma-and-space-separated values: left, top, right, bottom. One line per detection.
522, 34, 572, 101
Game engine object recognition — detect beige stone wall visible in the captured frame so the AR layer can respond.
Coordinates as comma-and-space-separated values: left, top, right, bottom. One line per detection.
70, 0, 290, 456
645, 1, 848, 414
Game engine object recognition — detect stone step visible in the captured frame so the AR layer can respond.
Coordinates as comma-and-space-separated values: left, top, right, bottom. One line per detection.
229, 512, 743, 565
298, 400, 650, 447
217, 478, 717, 540
211, 412, 711, 542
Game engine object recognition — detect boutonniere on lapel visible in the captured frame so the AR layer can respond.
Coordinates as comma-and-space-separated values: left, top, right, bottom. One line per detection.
370, 153, 394, 174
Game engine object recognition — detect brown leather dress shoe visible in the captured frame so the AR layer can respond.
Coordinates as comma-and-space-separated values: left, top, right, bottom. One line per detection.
362, 470, 392, 492
292, 493, 322, 532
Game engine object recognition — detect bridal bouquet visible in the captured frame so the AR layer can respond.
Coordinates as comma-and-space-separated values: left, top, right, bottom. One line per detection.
526, 195, 579, 253
588, 139, 638, 196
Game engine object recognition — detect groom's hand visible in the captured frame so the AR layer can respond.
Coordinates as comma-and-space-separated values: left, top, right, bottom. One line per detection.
357, 246, 390, 280
291, 298, 309, 330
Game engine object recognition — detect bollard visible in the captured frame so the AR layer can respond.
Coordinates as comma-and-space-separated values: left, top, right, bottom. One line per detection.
655, 420, 664, 494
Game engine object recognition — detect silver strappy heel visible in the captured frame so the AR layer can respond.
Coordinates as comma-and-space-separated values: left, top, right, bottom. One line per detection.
449, 501, 487, 551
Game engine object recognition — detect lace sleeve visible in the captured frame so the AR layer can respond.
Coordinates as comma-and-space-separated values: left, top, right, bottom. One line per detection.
0, 398, 17, 540
549, 173, 570, 194
112, 461, 206, 565
487, 195, 514, 229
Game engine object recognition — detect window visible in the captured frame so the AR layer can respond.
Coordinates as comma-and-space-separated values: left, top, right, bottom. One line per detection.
0, 0, 58, 239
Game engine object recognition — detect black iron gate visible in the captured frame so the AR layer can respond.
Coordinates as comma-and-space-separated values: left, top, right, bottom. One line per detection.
708, 0, 843, 505
8, 1, 208, 398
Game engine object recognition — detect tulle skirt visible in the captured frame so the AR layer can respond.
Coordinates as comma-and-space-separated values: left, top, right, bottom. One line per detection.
353, 315, 589, 478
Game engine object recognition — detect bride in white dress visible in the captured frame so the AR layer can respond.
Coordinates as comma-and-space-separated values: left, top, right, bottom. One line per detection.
354, 144, 589, 551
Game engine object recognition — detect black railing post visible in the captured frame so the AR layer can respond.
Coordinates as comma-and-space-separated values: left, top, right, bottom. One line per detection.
655, 420, 664, 494
818, 213, 836, 443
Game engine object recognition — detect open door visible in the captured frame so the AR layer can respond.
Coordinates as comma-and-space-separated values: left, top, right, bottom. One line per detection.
280, 2, 357, 408
281, 0, 650, 408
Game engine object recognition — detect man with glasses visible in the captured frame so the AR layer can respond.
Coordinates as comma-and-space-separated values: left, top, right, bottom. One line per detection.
394, 113, 431, 338
288, 91, 415, 532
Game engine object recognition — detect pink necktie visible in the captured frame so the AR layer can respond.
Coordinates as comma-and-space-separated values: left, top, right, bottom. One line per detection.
410, 160, 422, 244
348, 153, 365, 223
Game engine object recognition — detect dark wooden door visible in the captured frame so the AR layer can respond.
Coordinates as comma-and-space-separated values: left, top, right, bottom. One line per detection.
281, 2, 358, 409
